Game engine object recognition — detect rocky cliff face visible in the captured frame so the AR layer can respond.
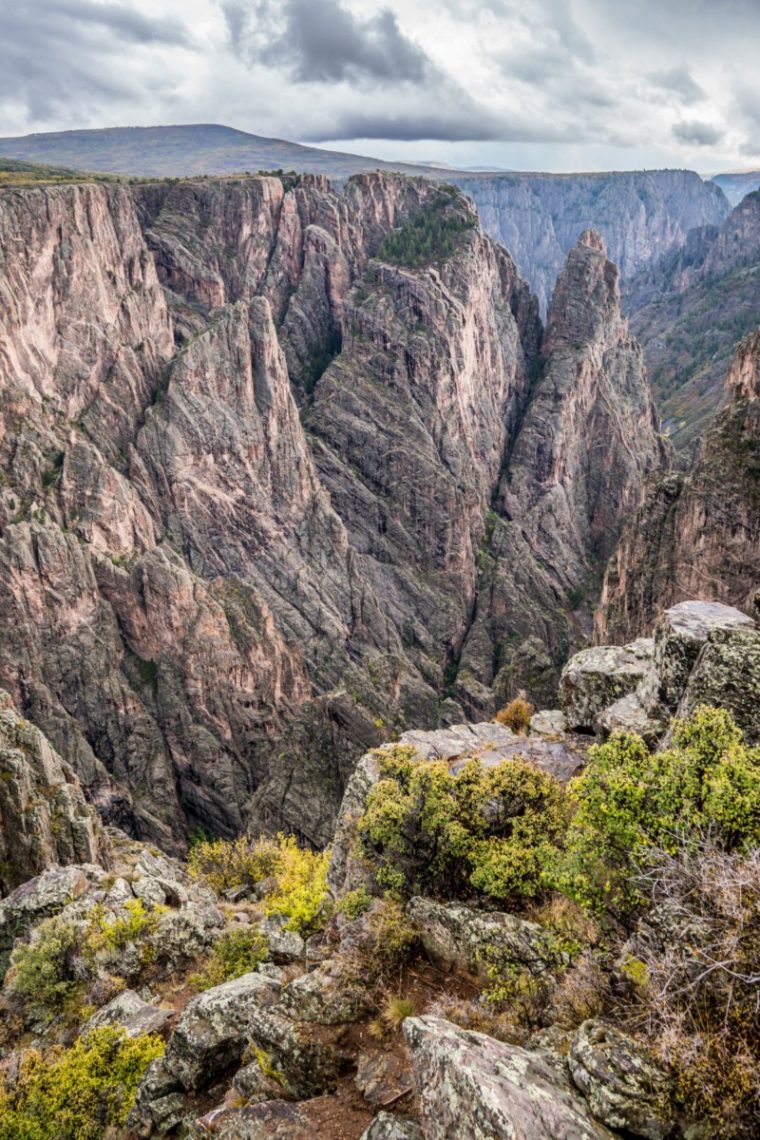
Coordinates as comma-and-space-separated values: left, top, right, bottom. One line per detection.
598, 327, 760, 642
0, 689, 107, 894
0, 172, 664, 850
453, 231, 667, 710
0, 174, 541, 849
454, 170, 729, 313
625, 190, 760, 452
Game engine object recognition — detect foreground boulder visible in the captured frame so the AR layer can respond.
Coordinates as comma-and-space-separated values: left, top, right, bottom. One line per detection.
568, 1020, 674, 1139
561, 640, 653, 733
562, 600, 760, 745
157, 972, 281, 1091
406, 897, 562, 979
404, 1016, 614, 1139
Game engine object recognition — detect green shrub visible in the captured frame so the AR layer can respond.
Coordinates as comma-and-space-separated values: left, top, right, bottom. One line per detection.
336, 885, 373, 919
190, 927, 269, 991
188, 833, 331, 935
6, 916, 83, 1024
0, 1026, 163, 1140
557, 707, 760, 921
85, 898, 162, 955
358, 747, 567, 906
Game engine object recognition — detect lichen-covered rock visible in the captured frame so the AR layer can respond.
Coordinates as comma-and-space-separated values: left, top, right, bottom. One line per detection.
158, 972, 281, 1091
530, 709, 567, 736
673, 624, 760, 742
355, 1050, 414, 1107
245, 1002, 343, 1099
568, 1020, 674, 1139
406, 897, 561, 979
261, 914, 305, 963
0, 691, 108, 896
404, 1016, 614, 1139
596, 694, 664, 746
83, 989, 172, 1039
0, 864, 99, 970
359, 1112, 423, 1140
561, 640, 654, 731
641, 601, 755, 716
282, 959, 373, 1024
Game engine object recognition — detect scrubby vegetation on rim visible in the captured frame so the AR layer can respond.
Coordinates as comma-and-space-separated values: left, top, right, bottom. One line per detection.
377, 186, 477, 269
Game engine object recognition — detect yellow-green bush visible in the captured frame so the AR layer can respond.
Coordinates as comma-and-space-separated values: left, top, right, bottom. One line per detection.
336, 885, 373, 919
85, 898, 163, 957
188, 833, 331, 936
262, 836, 330, 935
187, 833, 280, 893
557, 707, 760, 921
190, 927, 269, 991
358, 747, 567, 906
0, 1026, 163, 1140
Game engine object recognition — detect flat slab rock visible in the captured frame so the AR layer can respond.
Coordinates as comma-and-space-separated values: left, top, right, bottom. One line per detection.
84, 989, 172, 1039
399, 722, 585, 783
195, 1099, 312, 1139
404, 1015, 614, 1140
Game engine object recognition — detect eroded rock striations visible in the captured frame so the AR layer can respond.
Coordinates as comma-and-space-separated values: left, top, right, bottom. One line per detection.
454, 230, 667, 712
598, 328, 760, 643
0, 173, 663, 851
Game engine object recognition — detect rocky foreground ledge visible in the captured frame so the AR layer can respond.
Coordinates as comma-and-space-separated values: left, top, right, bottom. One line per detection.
0, 597, 758, 1138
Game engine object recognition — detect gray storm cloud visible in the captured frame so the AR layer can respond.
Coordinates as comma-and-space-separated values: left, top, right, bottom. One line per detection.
0, 0, 757, 170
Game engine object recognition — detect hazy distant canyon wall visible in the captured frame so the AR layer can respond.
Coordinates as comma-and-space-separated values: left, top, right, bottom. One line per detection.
453, 170, 729, 312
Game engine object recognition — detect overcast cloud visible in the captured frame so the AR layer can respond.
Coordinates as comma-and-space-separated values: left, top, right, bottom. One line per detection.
0, 0, 758, 172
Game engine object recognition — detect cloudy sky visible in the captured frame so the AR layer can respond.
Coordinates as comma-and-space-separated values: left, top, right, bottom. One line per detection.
1, 0, 759, 172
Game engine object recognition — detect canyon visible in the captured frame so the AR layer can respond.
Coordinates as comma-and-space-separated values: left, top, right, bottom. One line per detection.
0, 171, 664, 851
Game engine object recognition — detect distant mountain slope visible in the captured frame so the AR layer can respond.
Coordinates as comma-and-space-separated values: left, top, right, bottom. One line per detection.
0, 123, 436, 180
0, 125, 730, 310
0, 156, 98, 187
712, 170, 760, 206
625, 189, 760, 453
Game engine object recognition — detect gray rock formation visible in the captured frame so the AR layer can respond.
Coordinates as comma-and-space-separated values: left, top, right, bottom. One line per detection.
404, 1015, 614, 1139
456, 169, 728, 313
564, 600, 760, 745
406, 896, 562, 979
561, 640, 654, 733
568, 1020, 673, 1140
598, 328, 760, 643
0, 171, 667, 851
0, 690, 107, 895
